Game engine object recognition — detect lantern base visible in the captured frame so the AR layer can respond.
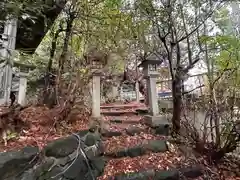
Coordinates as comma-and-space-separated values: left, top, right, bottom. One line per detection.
143, 114, 171, 128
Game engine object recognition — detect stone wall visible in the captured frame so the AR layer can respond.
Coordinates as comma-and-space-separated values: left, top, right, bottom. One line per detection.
0, 129, 105, 180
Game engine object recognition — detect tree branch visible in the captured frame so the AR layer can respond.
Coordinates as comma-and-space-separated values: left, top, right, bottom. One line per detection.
183, 85, 205, 95
176, 2, 223, 44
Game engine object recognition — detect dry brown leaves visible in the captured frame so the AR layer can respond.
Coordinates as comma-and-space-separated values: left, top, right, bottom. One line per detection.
103, 133, 165, 153
98, 151, 183, 180
0, 106, 89, 152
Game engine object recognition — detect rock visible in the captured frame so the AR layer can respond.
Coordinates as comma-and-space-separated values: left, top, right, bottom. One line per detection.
114, 169, 155, 180
21, 158, 61, 180
0, 146, 39, 179
101, 130, 122, 137
63, 155, 89, 179
84, 132, 101, 146
20, 169, 35, 180
115, 149, 128, 158
44, 136, 79, 158
44, 130, 88, 158
126, 126, 143, 136
110, 119, 123, 123
144, 115, 171, 128
180, 165, 203, 178
127, 146, 146, 157
77, 129, 89, 137
37, 166, 63, 180
90, 157, 106, 177
155, 170, 179, 180
62, 154, 104, 180
155, 123, 171, 136
85, 141, 104, 160
135, 109, 149, 115
145, 140, 168, 153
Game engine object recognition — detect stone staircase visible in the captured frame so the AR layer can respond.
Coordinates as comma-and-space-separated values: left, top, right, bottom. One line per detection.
96, 102, 203, 179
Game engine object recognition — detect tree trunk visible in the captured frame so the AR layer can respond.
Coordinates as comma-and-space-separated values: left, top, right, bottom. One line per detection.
172, 77, 182, 134
59, 19, 73, 74
43, 25, 63, 107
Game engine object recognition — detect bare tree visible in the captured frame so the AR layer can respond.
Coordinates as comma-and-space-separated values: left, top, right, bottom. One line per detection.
135, 0, 223, 134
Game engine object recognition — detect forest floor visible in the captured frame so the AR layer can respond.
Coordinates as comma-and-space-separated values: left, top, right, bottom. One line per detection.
0, 102, 239, 180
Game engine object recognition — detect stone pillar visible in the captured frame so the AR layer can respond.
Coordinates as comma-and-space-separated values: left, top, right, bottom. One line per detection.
112, 85, 118, 99
120, 86, 123, 101
92, 73, 101, 118
146, 75, 159, 116
1, 18, 18, 105
135, 81, 140, 102
18, 74, 27, 106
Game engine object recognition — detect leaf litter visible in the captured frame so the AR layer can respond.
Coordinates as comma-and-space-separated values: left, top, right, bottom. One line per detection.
0, 105, 89, 152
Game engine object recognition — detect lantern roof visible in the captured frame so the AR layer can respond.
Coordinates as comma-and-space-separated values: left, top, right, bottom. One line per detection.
138, 53, 163, 67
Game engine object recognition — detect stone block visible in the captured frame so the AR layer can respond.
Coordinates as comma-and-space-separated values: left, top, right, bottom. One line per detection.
38, 166, 62, 180
101, 130, 122, 137
114, 149, 128, 158
155, 123, 171, 136
114, 169, 155, 180
84, 131, 101, 146
0, 146, 39, 179
44, 130, 88, 158
110, 119, 123, 123
144, 115, 171, 128
158, 100, 173, 110
44, 136, 78, 158
90, 157, 106, 177
180, 165, 203, 178
155, 170, 179, 180
135, 109, 149, 115
127, 146, 146, 157
145, 140, 168, 153
85, 142, 104, 160
126, 126, 143, 136
20, 158, 56, 180
63, 155, 89, 179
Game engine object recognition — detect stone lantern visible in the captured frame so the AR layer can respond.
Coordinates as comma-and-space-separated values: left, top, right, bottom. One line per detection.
140, 58, 161, 78
89, 53, 105, 118
138, 54, 168, 127
139, 54, 162, 116
91, 58, 104, 72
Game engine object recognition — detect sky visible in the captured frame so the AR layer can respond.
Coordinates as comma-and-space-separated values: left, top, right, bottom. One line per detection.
183, 3, 239, 93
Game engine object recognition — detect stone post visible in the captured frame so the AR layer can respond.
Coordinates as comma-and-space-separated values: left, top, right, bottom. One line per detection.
1, 18, 18, 105
92, 72, 101, 118
135, 81, 140, 102
18, 73, 28, 106
146, 75, 159, 116
111, 85, 118, 99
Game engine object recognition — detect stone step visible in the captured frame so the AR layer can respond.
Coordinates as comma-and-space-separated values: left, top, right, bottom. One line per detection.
103, 132, 164, 152
135, 108, 149, 115
112, 165, 203, 180
104, 140, 168, 158
101, 125, 149, 138
104, 115, 142, 121
101, 111, 138, 116
101, 104, 143, 109
105, 116, 142, 124
109, 119, 140, 124
98, 149, 203, 180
